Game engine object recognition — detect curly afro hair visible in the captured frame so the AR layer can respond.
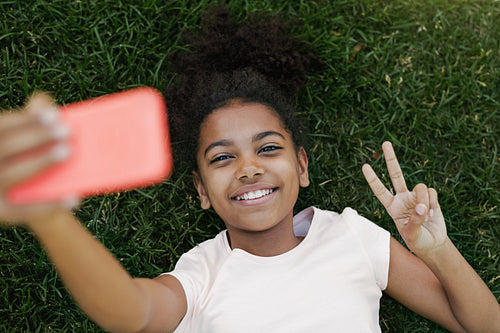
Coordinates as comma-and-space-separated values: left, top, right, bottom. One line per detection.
165, 4, 322, 171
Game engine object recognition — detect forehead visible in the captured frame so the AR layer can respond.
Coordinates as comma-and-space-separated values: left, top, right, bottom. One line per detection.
199, 102, 289, 144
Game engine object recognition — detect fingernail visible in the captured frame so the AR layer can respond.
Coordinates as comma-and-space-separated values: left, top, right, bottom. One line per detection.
62, 195, 80, 209
429, 209, 434, 217
416, 204, 426, 216
38, 107, 59, 125
51, 144, 71, 161
51, 124, 71, 139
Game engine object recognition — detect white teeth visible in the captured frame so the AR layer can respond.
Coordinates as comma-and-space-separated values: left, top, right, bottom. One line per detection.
235, 189, 273, 201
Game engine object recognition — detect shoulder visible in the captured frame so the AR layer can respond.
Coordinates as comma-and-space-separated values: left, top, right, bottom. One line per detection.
163, 230, 229, 295
307, 206, 391, 289
340, 207, 390, 243
306, 206, 389, 237
297, 206, 390, 261
170, 230, 229, 274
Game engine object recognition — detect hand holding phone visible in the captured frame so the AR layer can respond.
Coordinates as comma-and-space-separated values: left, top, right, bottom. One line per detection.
6, 87, 173, 204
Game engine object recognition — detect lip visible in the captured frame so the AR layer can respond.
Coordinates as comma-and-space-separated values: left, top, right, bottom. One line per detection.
230, 184, 278, 206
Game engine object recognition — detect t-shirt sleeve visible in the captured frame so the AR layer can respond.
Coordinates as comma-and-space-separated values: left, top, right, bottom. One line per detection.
342, 208, 391, 290
161, 246, 209, 331
161, 234, 226, 331
164, 249, 202, 308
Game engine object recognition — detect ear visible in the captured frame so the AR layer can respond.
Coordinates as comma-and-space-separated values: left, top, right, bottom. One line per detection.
297, 147, 310, 188
192, 171, 211, 209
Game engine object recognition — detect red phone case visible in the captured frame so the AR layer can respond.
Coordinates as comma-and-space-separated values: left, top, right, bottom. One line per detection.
7, 87, 173, 204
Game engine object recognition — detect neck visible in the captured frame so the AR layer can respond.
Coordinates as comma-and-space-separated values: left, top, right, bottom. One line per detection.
225, 212, 303, 257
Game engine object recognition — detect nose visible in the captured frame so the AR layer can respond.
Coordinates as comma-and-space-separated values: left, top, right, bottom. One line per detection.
235, 156, 264, 180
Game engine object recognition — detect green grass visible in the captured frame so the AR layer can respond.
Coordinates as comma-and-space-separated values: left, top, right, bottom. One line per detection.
1, 0, 498, 331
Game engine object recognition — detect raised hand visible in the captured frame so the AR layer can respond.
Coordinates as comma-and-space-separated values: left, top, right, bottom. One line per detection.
0, 93, 77, 226
362, 142, 448, 257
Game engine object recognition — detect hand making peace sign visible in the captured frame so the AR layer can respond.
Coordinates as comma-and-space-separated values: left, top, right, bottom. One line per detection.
362, 142, 448, 257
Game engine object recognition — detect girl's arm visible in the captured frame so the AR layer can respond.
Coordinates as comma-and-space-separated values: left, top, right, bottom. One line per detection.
362, 142, 500, 333
28, 211, 186, 333
386, 236, 499, 333
0, 94, 186, 333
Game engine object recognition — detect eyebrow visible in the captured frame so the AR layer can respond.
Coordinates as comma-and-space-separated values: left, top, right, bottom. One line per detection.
254, 130, 285, 142
203, 130, 286, 157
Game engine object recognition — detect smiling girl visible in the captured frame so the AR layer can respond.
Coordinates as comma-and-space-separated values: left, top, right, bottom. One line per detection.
0, 4, 498, 333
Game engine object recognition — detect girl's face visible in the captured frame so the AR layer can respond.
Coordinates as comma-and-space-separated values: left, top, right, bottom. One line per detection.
193, 101, 309, 248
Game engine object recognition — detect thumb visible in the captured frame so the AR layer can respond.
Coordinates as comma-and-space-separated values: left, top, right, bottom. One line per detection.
402, 203, 427, 244
24, 91, 56, 110
24, 92, 59, 121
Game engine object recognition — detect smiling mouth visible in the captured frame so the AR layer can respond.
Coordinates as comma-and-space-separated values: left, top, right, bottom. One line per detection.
232, 188, 277, 201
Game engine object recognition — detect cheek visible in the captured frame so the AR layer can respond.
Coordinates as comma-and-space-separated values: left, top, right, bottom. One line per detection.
202, 170, 229, 198
276, 156, 302, 180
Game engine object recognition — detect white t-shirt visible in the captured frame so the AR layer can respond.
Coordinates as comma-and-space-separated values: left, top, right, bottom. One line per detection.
166, 206, 390, 332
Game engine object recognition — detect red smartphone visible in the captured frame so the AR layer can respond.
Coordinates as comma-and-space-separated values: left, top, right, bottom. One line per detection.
7, 87, 173, 204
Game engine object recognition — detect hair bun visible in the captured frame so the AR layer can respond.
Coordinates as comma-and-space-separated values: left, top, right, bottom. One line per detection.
169, 3, 322, 95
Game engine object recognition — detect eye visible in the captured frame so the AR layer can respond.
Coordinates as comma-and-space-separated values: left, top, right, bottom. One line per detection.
258, 145, 282, 154
210, 154, 233, 164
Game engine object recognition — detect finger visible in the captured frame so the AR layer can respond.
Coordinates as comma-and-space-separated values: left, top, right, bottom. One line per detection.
0, 143, 71, 191
362, 163, 394, 208
0, 197, 80, 225
407, 183, 429, 226
0, 105, 58, 135
382, 141, 408, 194
0, 112, 38, 133
23, 92, 60, 127
24, 92, 57, 115
415, 183, 430, 210
0, 121, 70, 162
403, 183, 429, 242
428, 187, 441, 218
0, 92, 57, 131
